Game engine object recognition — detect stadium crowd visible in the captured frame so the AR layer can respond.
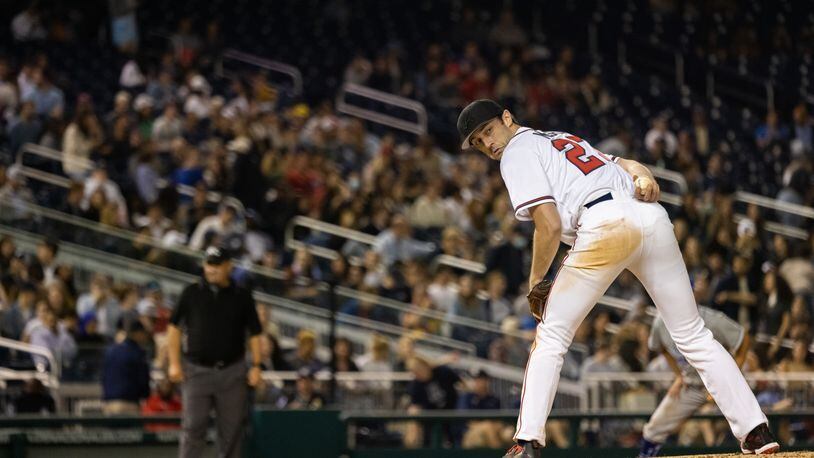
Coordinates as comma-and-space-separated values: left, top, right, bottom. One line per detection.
0, 0, 813, 448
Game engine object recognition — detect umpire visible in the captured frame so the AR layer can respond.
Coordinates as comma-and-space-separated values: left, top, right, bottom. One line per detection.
168, 245, 263, 458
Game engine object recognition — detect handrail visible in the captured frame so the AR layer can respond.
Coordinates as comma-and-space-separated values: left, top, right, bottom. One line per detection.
429, 254, 486, 274
336, 82, 428, 136
288, 215, 378, 245
333, 285, 522, 338
0, 219, 474, 356
19, 142, 95, 170
222, 49, 303, 96
17, 143, 246, 215
0, 196, 283, 280
286, 215, 484, 273
736, 190, 814, 220
648, 164, 688, 194
0, 337, 60, 382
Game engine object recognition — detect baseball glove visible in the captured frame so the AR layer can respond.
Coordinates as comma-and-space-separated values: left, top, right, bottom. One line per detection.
527, 280, 552, 323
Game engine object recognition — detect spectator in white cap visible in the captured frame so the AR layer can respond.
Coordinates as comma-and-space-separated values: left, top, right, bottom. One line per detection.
183, 74, 211, 119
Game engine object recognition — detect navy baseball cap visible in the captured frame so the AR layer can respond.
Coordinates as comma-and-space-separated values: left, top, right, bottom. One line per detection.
457, 99, 504, 149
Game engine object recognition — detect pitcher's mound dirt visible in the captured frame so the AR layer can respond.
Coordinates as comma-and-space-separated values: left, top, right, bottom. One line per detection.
669, 453, 813, 458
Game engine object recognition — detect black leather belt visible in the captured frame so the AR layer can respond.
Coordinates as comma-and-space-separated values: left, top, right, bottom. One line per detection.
585, 192, 613, 209
187, 358, 239, 369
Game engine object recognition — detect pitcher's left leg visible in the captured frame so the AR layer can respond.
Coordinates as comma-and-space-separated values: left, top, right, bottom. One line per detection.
630, 214, 767, 440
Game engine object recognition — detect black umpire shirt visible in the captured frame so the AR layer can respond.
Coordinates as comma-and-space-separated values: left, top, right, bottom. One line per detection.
170, 279, 262, 366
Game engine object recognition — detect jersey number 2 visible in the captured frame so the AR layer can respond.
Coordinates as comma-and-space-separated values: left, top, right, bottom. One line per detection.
552, 135, 605, 175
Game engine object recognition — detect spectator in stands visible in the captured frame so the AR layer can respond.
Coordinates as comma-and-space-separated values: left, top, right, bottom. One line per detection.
332, 336, 358, 372
760, 268, 795, 362
188, 201, 243, 251
580, 336, 625, 379
12, 379, 54, 415
776, 169, 810, 228
483, 271, 512, 324
7, 101, 42, 156
27, 238, 58, 285
76, 274, 120, 339
485, 223, 527, 295
170, 17, 202, 68
81, 166, 128, 226
488, 316, 529, 367
21, 300, 48, 343
146, 71, 177, 110
105, 91, 134, 129
407, 355, 460, 410
28, 304, 77, 370
0, 166, 34, 221
1, 282, 37, 340
133, 150, 160, 204
393, 333, 418, 371
404, 356, 461, 447
11, 3, 46, 42
488, 9, 527, 48
373, 214, 435, 267
408, 179, 449, 232
755, 110, 789, 149
62, 110, 103, 179
151, 104, 183, 152
644, 116, 677, 162
458, 369, 503, 449
137, 280, 171, 335
286, 328, 325, 373
449, 274, 491, 354
713, 254, 759, 330
283, 368, 325, 409
356, 334, 392, 373
23, 69, 63, 118
101, 321, 150, 415
778, 242, 814, 297
791, 103, 814, 154
777, 338, 814, 381
141, 379, 182, 431
258, 333, 290, 371
76, 311, 106, 344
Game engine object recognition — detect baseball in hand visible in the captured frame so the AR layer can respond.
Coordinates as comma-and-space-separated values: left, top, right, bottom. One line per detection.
635, 176, 653, 192
634, 175, 659, 202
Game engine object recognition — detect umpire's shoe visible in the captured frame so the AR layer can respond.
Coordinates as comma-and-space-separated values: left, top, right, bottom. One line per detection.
740, 423, 780, 454
502, 441, 542, 458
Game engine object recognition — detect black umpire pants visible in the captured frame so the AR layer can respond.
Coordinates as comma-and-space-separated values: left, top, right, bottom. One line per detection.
179, 360, 248, 458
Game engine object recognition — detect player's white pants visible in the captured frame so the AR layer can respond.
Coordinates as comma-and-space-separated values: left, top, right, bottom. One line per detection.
513, 195, 767, 445
642, 383, 708, 443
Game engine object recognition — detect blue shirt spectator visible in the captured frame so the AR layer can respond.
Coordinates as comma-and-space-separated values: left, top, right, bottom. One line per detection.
101, 326, 150, 404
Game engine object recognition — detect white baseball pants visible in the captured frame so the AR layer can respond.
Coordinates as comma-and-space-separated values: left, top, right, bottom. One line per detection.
513, 195, 767, 445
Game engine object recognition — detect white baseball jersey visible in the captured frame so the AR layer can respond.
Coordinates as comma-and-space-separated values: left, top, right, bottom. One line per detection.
500, 127, 634, 245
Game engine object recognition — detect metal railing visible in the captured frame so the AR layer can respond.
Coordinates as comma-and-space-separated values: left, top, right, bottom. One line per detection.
0, 219, 474, 359
0, 337, 60, 382
286, 215, 484, 274
336, 82, 428, 136
221, 48, 303, 96
16, 143, 246, 215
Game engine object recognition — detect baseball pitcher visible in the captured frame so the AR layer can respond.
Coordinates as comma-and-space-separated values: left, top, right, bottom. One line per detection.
455, 99, 778, 457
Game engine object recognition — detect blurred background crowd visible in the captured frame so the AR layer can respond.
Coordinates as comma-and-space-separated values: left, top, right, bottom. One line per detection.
0, 0, 813, 450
